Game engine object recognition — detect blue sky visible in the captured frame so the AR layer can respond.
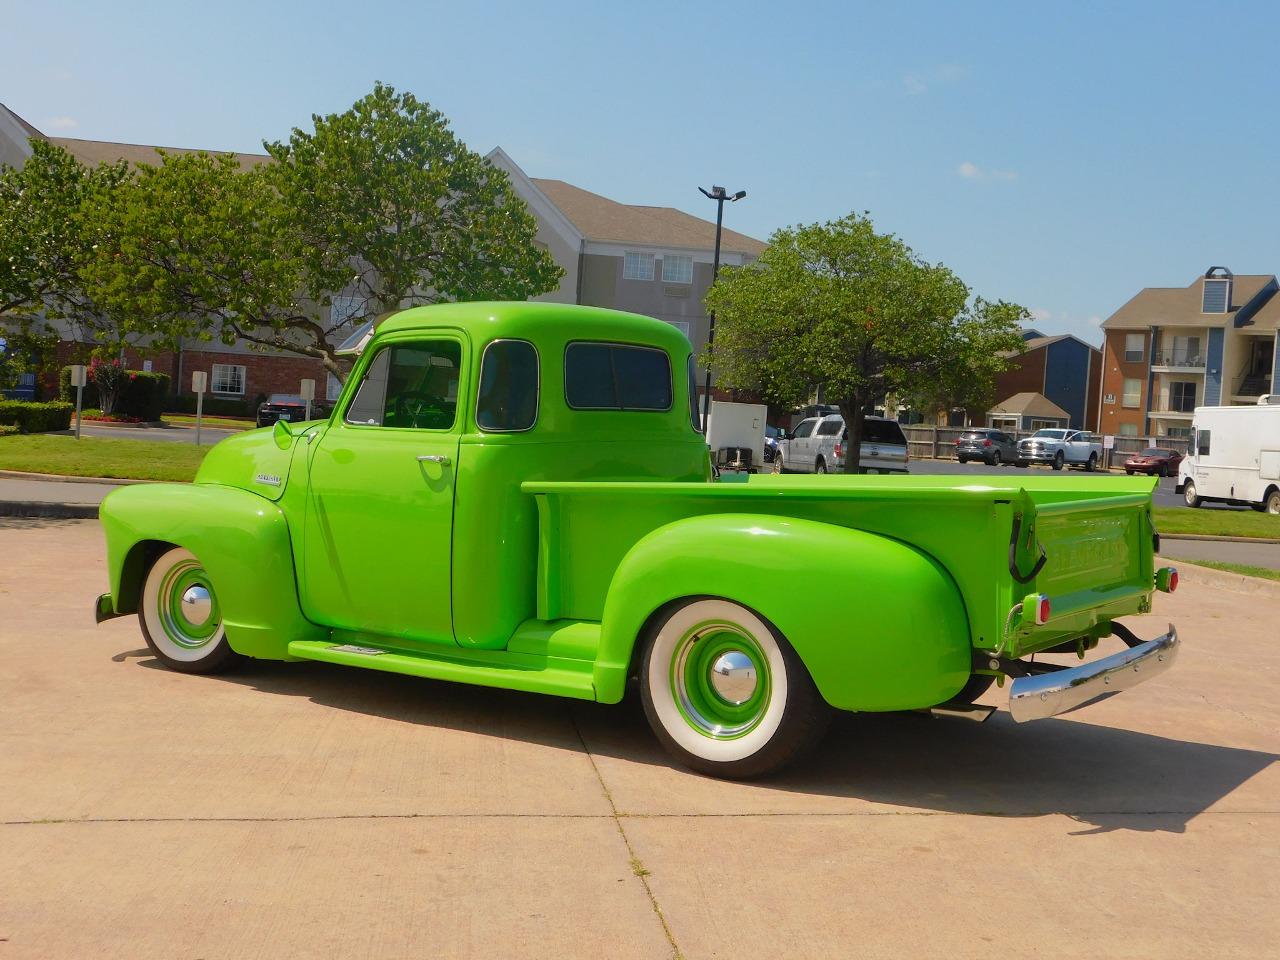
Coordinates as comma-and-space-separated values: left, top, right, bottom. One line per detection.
7, 0, 1279, 345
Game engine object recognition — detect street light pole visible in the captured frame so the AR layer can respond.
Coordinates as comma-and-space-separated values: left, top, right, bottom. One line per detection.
699, 184, 745, 426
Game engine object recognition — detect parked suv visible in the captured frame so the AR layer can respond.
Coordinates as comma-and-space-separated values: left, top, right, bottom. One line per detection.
775, 414, 909, 474
955, 428, 1018, 466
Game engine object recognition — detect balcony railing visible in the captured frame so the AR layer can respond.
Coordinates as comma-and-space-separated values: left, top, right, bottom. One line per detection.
1152, 353, 1205, 369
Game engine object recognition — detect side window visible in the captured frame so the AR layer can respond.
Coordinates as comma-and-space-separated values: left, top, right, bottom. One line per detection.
816, 419, 843, 437
1196, 429, 1211, 456
565, 342, 672, 411
477, 340, 538, 432
792, 420, 816, 439
345, 340, 462, 429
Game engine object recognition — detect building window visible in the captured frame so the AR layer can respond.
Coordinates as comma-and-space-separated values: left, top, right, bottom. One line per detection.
1124, 334, 1145, 363
326, 372, 343, 401
1167, 335, 1202, 367
661, 254, 693, 285
1166, 426, 1192, 439
1169, 381, 1197, 413
211, 363, 245, 395
1122, 378, 1142, 408
623, 251, 655, 281
667, 320, 691, 339
1118, 423, 1138, 437
1029, 418, 1061, 431
1202, 278, 1230, 313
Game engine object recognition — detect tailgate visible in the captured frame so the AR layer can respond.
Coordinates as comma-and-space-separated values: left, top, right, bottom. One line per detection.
1005, 490, 1156, 656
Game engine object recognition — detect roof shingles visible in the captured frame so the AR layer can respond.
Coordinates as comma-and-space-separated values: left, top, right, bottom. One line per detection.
1102, 274, 1278, 329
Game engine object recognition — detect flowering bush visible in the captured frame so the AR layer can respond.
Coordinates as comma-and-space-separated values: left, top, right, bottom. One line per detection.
89, 357, 126, 415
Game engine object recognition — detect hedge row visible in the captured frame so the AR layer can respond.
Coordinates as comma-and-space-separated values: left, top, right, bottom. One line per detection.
166, 393, 267, 417
0, 400, 74, 433
59, 367, 172, 422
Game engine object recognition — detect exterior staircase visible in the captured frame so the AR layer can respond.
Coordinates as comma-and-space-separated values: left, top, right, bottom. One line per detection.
1237, 374, 1271, 398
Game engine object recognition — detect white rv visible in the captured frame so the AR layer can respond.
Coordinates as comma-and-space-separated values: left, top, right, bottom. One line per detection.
1176, 398, 1280, 513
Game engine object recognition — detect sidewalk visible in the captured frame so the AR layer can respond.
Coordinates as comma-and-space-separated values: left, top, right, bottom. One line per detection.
0, 476, 117, 517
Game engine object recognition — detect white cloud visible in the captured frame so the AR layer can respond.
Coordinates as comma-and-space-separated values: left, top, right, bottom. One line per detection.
903, 74, 928, 96
903, 64, 968, 96
1031, 308, 1052, 322
956, 161, 1018, 181
44, 116, 78, 130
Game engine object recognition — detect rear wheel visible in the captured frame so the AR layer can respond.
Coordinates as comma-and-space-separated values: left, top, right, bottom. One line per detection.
1183, 480, 1201, 508
958, 457, 968, 464
639, 598, 831, 779
815, 458, 827, 474
988, 450, 1002, 466
1263, 489, 1280, 514
139, 547, 242, 674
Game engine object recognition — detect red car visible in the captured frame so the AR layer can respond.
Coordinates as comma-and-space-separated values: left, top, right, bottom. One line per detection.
1125, 447, 1183, 477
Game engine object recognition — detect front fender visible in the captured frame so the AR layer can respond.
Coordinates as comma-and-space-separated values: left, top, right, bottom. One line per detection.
594, 514, 972, 711
99, 482, 326, 659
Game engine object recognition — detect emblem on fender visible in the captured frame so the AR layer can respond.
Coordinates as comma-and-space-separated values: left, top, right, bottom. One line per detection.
254, 473, 282, 487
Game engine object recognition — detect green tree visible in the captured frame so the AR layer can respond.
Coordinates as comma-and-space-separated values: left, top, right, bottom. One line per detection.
0, 139, 132, 363
705, 213, 1025, 472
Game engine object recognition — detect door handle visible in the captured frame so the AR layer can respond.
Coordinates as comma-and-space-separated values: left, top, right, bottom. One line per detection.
416, 454, 451, 466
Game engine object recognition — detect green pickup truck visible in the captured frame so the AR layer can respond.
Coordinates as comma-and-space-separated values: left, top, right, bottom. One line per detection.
96, 302, 1180, 778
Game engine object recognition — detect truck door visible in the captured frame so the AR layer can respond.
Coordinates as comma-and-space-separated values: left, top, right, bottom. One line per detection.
300, 335, 465, 645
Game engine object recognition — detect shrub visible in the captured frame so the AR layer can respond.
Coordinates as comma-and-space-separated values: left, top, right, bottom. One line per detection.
0, 400, 74, 433
60, 366, 171, 421
165, 393, 255, 417
0, 424, 19, 437
90, 358, 126, 414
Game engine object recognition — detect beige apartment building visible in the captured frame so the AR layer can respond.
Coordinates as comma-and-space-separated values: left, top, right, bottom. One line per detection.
1099, 267, 1279, 439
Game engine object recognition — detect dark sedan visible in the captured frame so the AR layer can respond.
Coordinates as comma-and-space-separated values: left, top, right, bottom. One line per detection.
256, 394, 326, 428
1124, 447, 1183, 477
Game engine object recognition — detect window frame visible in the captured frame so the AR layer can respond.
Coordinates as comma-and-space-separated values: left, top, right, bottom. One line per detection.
210, 363, 246, 396
563, 340, 674, 413
661, 254, 694, 285
1124, 333, 1145, 364
1122, 377, 1143, 408
623, 251, 656, 281
475, 338, 540, 434
339, 335, 465, 432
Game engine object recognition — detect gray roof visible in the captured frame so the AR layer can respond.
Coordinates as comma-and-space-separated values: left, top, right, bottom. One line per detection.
1101, 273, 1278, 329
48, 137, 269, 171
988, 392, 1070, 419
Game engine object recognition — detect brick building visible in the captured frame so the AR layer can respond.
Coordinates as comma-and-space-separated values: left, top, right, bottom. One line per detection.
989, 330, 1102, 430
1099, 267, 1280, 439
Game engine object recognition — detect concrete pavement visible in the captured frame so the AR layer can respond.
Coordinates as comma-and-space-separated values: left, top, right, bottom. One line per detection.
0, 518, 1276, 958
1159, 537, 1280, 570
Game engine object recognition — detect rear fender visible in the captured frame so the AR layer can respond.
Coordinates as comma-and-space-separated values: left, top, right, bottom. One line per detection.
595, 514, 972, 710
100, 483, 326, 659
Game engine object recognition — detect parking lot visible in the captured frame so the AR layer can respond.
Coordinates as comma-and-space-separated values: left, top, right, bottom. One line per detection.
1, 517, 1276, 959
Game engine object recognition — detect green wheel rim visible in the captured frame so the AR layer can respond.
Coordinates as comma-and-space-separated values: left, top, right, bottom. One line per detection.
158, 559, 220, 649
669, 619, 772, 740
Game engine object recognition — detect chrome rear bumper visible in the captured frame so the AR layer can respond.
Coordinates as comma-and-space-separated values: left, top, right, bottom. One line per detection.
1008, 624, 1179, 722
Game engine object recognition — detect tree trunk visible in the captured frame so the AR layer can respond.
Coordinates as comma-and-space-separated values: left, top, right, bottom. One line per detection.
839, 397, 865, 474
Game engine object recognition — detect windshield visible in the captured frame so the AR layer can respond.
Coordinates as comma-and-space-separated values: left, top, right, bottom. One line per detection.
1032, 429, 1068, 439
1140, 448, 1169, 456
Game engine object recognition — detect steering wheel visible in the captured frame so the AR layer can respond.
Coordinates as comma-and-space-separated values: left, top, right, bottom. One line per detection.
395, 393, 446, 429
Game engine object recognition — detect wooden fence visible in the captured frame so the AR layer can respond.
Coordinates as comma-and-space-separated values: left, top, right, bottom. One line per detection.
903, 425, 1190, 462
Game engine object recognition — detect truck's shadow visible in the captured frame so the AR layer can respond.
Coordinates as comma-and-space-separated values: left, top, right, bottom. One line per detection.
140, 655, 1275, 835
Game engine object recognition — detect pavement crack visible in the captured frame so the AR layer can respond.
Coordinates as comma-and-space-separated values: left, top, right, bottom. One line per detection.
570, 708, 684, 960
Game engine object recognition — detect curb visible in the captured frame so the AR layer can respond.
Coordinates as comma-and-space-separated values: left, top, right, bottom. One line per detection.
1161, 557, 1280, 598
1161, 533, 1280, 544
71, 419, 166, 429
0, 501, 99, 519
0, 470, 146, 486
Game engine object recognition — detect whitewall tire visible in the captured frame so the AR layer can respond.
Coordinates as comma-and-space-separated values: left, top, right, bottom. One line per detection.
139, 547, 241, 674
639, 598, 830, 778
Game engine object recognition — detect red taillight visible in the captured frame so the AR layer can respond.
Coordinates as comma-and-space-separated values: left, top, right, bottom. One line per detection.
1034, 595, 1051, 625
955, 439, 962, 445
982, 439, 992, 447
1156, 567, 1179, 593
834, 442, 843, 458
1169, 569, 1179, 592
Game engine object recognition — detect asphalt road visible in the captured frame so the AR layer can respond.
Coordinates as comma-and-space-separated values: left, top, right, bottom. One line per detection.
1, 518, 1276, 959
54, 422, 242, 445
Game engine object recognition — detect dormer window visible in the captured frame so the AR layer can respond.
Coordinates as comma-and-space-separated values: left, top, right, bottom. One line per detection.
1202, 267, 1232, 313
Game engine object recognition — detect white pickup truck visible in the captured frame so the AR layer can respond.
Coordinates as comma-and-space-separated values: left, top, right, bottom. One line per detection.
1016, 429, 1103, 471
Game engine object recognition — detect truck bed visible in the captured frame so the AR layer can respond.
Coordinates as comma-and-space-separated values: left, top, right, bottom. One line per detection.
524, 474, 1159, 658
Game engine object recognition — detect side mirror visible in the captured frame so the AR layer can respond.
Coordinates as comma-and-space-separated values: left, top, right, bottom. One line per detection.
272, 418, 295, 450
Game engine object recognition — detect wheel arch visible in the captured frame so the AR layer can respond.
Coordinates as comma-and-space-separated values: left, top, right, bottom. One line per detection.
594, 513, 972, 711
100, 483, 326, 659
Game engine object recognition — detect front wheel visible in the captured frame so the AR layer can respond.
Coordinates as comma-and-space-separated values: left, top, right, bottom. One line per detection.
771, 454, 784, 475
139, 547, 242, 674
1263, 489, 1280, 514
1052, 451, 1065, 471
639, 598, 831, 779
1183, 480, 1201, 508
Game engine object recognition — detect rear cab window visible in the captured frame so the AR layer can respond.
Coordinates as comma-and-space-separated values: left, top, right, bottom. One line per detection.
565, 342, 672, 411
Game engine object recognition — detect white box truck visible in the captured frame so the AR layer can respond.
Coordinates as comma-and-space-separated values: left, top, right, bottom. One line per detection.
705, 400, 767, 473
1177, 398, 1280, 513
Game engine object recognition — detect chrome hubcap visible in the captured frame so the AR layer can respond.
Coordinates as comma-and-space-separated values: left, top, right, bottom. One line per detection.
710, 650, 758, 705
180, 585, 212, 626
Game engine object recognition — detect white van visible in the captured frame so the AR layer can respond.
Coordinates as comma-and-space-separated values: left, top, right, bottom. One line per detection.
1177, 399, 1280, 513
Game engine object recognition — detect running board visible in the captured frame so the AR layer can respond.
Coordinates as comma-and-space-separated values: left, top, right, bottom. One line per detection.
287, 639, 597, 701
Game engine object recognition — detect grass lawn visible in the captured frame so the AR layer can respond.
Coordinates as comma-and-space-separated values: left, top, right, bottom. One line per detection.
0, 435, 208, 482
1181, 559, 1280, 582
163, 415, 256, 431
1153, 506, 1280, 540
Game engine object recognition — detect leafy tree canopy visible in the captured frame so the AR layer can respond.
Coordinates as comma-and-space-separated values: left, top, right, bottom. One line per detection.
705, 212, 1026, 471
